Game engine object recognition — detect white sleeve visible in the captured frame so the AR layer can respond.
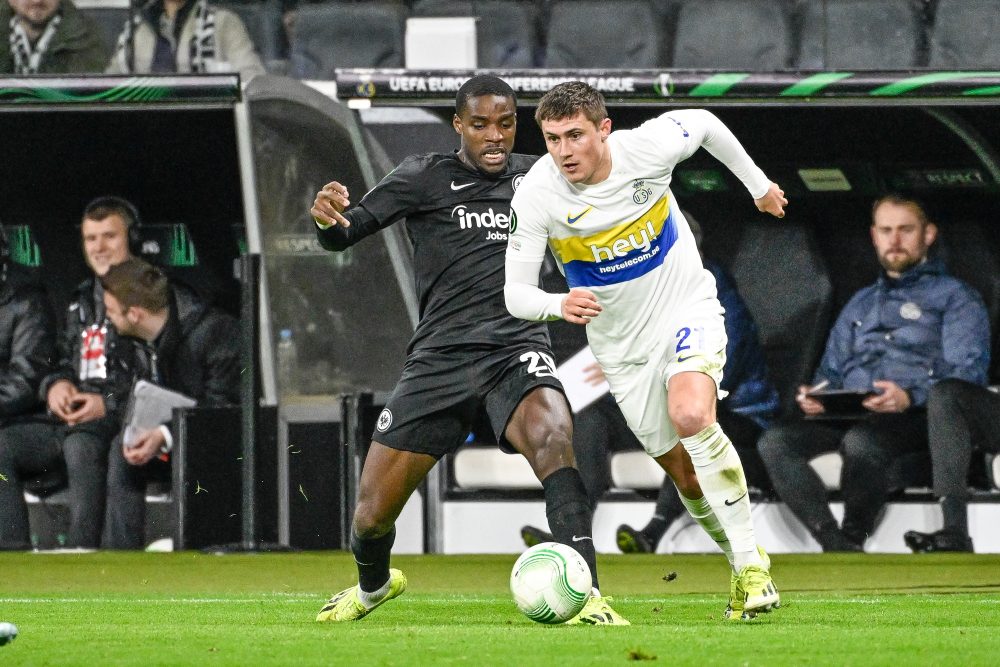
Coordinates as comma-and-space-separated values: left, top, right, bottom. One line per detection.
649, 109, 771, 199
504, 259, 564, 321
505, 188, 565, 322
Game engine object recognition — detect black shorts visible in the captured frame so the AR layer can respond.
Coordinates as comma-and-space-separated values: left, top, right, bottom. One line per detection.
373, 343, 565, 458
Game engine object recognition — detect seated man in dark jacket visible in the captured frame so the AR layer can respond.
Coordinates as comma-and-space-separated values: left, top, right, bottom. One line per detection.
99, 257, 240, 549
758, 194, 990, 551
0, 226, 59, 550
903, 380, 1000, 552
0, 198, 140, 550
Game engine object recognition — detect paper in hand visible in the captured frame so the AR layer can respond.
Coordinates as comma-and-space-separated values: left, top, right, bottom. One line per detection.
122, 380, 196, 447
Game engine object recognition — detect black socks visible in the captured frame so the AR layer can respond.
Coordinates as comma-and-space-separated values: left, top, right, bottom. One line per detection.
542, 466, 598, 590
351, 526, 396, 592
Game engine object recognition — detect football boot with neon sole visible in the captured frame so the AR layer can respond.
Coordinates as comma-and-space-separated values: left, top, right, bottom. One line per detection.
565, 595, 631, 625
316, 568, 407, 622
725, 546, 778, 621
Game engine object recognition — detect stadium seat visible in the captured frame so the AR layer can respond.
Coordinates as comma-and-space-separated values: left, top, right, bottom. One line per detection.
609, 450, 663, 490
411, 0, 538, 67
216, 0, 288, 69
928, 0, 1000, 68
289, 1, 406, 79
543, 0, 661, 68
729, 220, 833, 416
934, 220, 1000, 380
452, 447, 541, 490
671, 0, 793, 69
796, 0, 925, 69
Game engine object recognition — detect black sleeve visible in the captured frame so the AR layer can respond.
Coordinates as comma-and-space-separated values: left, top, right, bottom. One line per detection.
38, 294, 81, 402
315, 155, 429, 252
0, 286, 56, 417
196, 312, 241, 406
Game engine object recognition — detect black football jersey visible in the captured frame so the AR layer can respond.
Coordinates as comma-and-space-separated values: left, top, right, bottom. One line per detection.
317, 152, 550, 354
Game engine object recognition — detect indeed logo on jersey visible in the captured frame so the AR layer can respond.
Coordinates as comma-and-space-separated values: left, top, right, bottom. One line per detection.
550, 197, 678, 287
451, 204, 512, 241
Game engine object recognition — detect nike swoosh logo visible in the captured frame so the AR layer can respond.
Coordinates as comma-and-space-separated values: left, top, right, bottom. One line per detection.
676, 354, 694, 363
450, 181, 475, 191
566, 206, 592, 225
724, 492, 748, 506
571, 535, 592, 542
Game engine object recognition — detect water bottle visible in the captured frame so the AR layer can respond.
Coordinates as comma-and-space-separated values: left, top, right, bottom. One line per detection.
276, 328, 299, 396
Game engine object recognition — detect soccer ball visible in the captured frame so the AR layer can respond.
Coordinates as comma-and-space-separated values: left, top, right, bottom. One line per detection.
0, 622, 17, 646
510, 542, 592, 624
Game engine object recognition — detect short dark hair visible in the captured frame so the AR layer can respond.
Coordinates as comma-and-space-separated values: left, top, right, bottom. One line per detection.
535, 81, 608, 127
871, 193, 931, 227
83, 196, 139, 230
101, 257, 169, 312
455, 74, 516, 116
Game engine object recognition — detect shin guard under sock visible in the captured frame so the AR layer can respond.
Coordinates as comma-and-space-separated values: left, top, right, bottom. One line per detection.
351, 526, 396, 592
681, 423, 760, 568
542, 466, 599, 590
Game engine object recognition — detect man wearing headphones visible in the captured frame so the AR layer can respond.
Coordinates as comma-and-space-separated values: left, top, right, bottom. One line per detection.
0, 197, 140, 549
0, 224, 60, 550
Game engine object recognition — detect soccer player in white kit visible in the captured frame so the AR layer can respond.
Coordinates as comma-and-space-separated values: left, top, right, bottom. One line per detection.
505, 82, 788, 620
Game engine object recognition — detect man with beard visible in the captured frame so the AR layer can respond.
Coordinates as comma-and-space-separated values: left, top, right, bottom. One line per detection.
758, 194, 990, 552
1, 0, 107, 74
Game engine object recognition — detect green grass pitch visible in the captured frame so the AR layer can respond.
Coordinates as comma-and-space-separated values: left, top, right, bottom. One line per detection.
2, 551, 999, 665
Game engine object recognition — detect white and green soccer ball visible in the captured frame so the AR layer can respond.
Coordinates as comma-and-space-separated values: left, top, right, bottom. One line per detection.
509, 542, 592, 624
0, 622, 17, 646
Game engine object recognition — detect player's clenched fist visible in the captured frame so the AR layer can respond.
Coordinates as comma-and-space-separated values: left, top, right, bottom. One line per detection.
561, 287, 602, 325
754, 182, 788, 219
311, 181, 352, 228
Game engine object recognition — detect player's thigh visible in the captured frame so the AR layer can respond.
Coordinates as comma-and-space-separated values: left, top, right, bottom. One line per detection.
504, 386, 575, 478
483, 345, 570, 449
666, 371, 719, 436
603, 361, 676, 458
663, 308, 727, 434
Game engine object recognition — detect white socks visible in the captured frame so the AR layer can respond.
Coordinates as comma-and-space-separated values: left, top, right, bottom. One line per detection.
678, 492, 733, 569
680, 423, 762, 571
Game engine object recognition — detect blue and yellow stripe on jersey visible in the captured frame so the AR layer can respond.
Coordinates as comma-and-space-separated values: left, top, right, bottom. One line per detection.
549, 196, 678, 287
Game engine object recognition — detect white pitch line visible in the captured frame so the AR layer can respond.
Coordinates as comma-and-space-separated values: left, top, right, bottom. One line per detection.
2, 595, 996, 605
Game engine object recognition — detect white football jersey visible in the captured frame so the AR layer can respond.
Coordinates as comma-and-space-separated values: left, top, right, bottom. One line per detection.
507, 110, 770, 368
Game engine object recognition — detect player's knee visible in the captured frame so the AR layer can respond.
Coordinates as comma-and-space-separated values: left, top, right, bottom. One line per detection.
669, 403, 712, 439
352, 502, 393, 539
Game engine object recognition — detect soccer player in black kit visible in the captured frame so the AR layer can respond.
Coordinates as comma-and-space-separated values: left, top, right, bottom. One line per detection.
309, 75, 628, 625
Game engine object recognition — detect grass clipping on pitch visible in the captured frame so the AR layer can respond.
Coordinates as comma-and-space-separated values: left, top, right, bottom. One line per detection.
1, 551, 999, 665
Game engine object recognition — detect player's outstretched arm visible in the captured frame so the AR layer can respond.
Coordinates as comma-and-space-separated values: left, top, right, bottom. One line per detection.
755, 182, 788, 219
311, 181, 352, 229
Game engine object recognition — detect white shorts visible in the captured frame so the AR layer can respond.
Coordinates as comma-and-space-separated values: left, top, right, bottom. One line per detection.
600, 303, 728, 458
